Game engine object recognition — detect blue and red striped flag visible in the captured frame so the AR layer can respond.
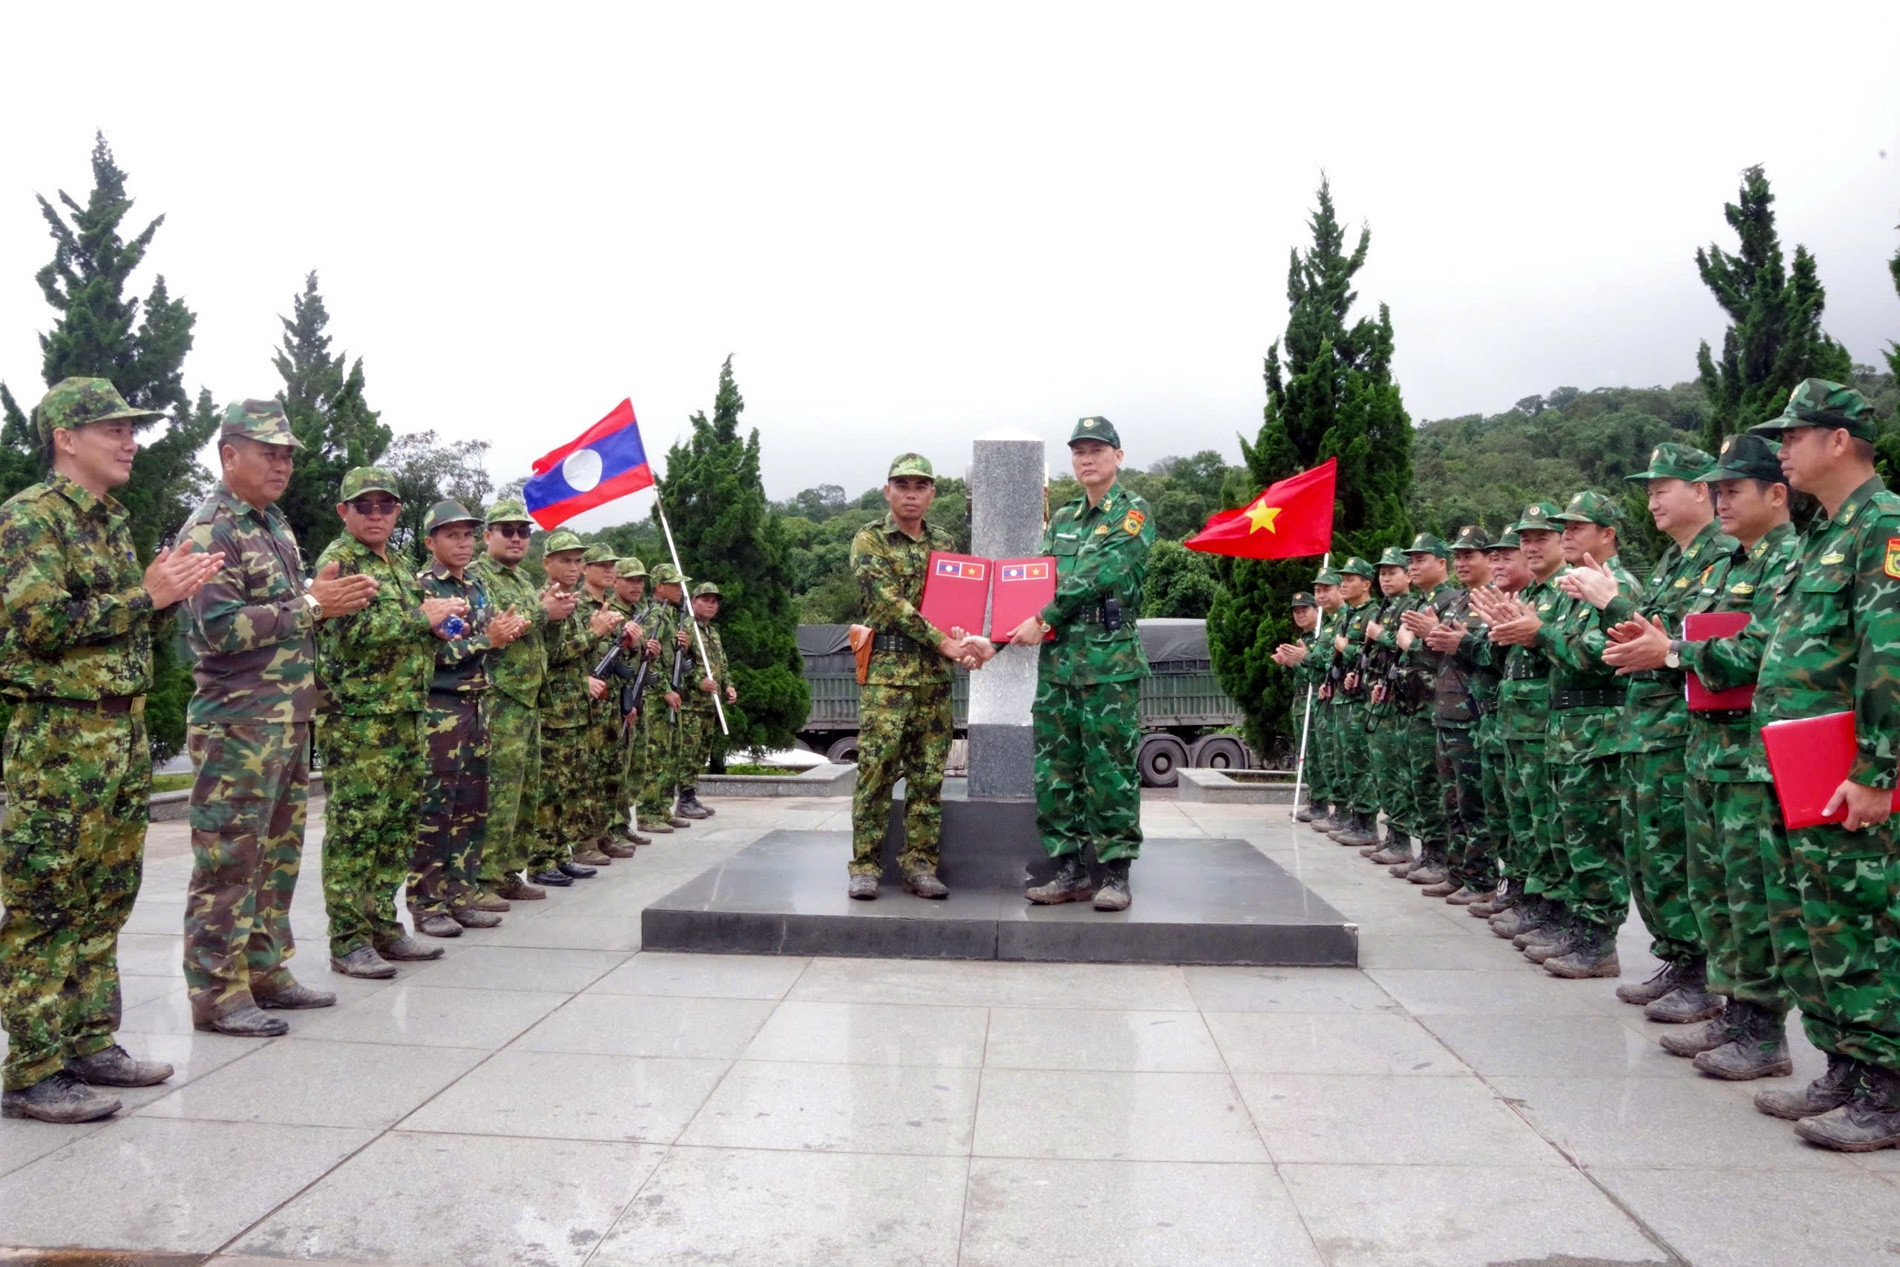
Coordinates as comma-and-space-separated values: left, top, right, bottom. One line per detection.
524, 399, 655, 529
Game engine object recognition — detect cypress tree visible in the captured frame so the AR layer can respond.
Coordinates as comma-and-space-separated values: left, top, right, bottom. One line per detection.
657, 356, 810, 765
1207, 179, 1413, 759
1695, 165, 1854, 450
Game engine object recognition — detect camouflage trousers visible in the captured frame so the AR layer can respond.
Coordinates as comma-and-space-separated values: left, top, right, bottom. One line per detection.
676, 706, 716, 793
1504, 734, 1557, 896
1477, 716, 1511, 889
531, 723, 593, 869
1296, 687, 1331, 808
1622, 747, 1699, 967
1366, 705, 1408, 833
183, 720, 310, 1025
0, 703, 148, 1091
589, 701, 620, 842
412, 694, 489, 917
636, 708, 676, 819
1547, 744, 1627, 929
478, 693, 540, 887
1436, 724, 1488, 891
319, 711, 426, 958
1684, 778, 1785, 1011
1334, 701, 1377, 816
1765, 816, 1900, 1071
850, 680, 953, 877
1033, 678, 1142, 863
622, 708, 653, 824
1402, 710, 1444, 846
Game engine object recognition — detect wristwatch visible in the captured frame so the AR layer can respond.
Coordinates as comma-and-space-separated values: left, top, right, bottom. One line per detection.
1664, 639, 1684, 670
303, 592, 323, 618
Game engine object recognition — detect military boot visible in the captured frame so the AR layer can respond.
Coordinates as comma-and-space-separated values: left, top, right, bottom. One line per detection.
1795, 1065, 1900, 1152
1336, 813, 1379, 849
1522, 915, 1580, 963
1, 1071, 120, 1124
1408, 847, 1450, 888
1446, 885, 1487, 906
600, 838, 637, 859
1093, 859, 1132, 912
66, 1044, 174, 1086
451, 907, 503, 929
1544, 923, 1620, 979
1491, 899, 1542, 940
415, 913, 463, 938
1693, 1003, 1793, 1080
467, 890, 513, 912
1314, 809, 1347, 837
1755, 1052, 1859, 1120
848, 873, 879, 900
330, 946, 398, 979
643, 818, 675, 835
1660, 1016, 1733, 1058
572, 845, 614, 866
1512, 902, 1564, 948
194, 1005, 288, 1038
530, 867, 574, 886
904, 871, 950, 899
1367, 829, 1411, 866
1616, 961, 1686, 1007
558, 860, 599, 878
495, 874, 547, 901
254, 979, 337, 1010
677, 791, 713, 819
376, 934, 446, 962
1026, 856, 1095, 905
1645, 974, 1726, 1025
1293, 791, 1317, 823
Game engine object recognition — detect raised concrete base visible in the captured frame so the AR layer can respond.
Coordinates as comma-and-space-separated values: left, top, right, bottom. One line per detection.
699, 762, 857, 798
1176, 768, 1293, 804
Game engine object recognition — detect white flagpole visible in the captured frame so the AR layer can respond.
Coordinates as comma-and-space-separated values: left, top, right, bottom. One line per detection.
653, 489, 730, 737
1289, 550, 1331, 812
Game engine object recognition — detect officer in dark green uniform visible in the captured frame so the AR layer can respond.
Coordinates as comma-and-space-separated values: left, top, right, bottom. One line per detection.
1012, 417, 1156, 912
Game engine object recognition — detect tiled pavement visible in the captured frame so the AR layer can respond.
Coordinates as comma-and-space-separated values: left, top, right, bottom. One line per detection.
3, 795, 1898, 1265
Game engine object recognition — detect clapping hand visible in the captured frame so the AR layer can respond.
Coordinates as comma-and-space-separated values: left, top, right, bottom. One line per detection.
421, 596, 469, 633
1424, 620, 1466, 653
542, 585, 577, 620
306, 560, 379, 619
1600, 614, 1671, 672
589, 605, 622, 638
143, 541, 224, 610
1557, 554, 1620, 609
488, 606, 529, 648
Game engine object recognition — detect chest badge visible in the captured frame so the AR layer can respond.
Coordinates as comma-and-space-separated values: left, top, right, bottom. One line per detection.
1821, 552, 1846, 566
1122, 509, 1146, 536
1673, 577, 1690, 588
1094, 524, 1109, 536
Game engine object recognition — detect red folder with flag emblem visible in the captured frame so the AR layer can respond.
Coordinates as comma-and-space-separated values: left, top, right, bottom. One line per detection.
1760, 711, 1900, 830
1683, 611, 1755, 711
988, 556, 1058, 641
919, 552, 991, 638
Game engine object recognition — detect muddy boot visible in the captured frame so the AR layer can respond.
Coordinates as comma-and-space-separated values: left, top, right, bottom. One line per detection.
1693, 1003, 1793, 1080
676, 791, 713, 819
1408, 846, 1449, 887
848, 873, 879, 900
1645, 980, 1726, 1025
572, 845, 613, 866
66, 1044, 174, 1087
1447, 885, 1487, 906
1756, 1052, 1859, 1120
194, 1005, 288, 1038
415, 913, 463, 938
631, 831, 653, 846
1026, 856, 1095, 905
1293, 791, 1316, 823
1, 1071, 120, 1124
643, 819, 675, 835
376, 934, 446, 962
1513, 903, 1565, 948
1336, 813, 1379, 849
254, 979, 337, 1010
466, 890, 512, 913
1491, 899, 1542, 940
450, 907, 503, 929
1522, 916, 1580, 963
1093, 859, 1132, 912
1545, 923, 1620, 978
1367, 825, 1410, 864
1616, 962, 1685, 1007
904, 871, 950, 899
330, 945, 398, 979
495, 874, 547, 901
1795, 1065, 1900, 1153
1315, 809, 1348, 837
1660, 1016, 1734, 1058
600, 839, 637, 859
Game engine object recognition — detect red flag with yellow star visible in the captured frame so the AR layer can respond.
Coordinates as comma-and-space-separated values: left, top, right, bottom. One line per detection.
1184, 458, 1335, 559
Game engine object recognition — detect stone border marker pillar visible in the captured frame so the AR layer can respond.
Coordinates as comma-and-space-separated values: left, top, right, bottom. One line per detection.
966, 429, 1045, 799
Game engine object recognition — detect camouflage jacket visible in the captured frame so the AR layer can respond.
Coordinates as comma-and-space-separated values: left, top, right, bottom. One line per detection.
1402, 580, 1463, 721
1682, 522, 1802, 784
1433, 585, 1497, 729
1037, 480, 1155, 687
1534, 556, 1639, 762
851, 514, 956, 687
538, 601, 596, 731
1602, 519, 1737, 752
1753, 478, 1900, 789
0, 475, 157, 702
312, 533, 432, 716
1365, 590, 1418, 716
469, 555, 547, 710
644, 597, 688, 716
1330, 599, 1377, 703
681, 619, 730, 714
1292, 627, 1327, 691
178, 484, 321, 725
1495, 574, 1560, 742
417, 562, 496, 696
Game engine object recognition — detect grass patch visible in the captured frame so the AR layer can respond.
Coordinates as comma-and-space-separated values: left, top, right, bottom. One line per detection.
720, 764, 802, 776
151, 772, 195, 794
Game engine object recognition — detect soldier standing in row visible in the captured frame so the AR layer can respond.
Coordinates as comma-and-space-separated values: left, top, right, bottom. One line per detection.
0, 378, 221, 1123
639, 564, 693, 832
576, 544, 623, 864
1466, 528, 1530, 919
1012, 417, 1155, 912
1392, 536, 1458, 884
1361, 550, 1416, 862
527, 530, 615, 885
604, 556, 655, 848
1274, 590, 1327, 823
1321, 558, 1380, 848
674, 582, 737, 819
1305, 568, 1347, 831
178, 400, 373, 1039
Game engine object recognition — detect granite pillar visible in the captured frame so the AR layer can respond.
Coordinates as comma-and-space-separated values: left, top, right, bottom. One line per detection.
966, 430, 1045, 800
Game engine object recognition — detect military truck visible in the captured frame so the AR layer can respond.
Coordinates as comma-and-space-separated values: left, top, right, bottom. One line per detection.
795, 617, 1251, 787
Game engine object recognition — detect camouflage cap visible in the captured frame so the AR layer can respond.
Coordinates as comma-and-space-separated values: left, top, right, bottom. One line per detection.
887, 453, 935, 480
1698, 432, 1785, 485
485, 498, 534, 527
542, 528, 585, 556
1626, 441, 1715, 483
1068, 416, 1121, 448
34, 376, 162, 440
1511, 501, 1564, 534
614, 556, 648, 579
649, 562, 685, 585
1448, 524, 1490, 551
1551, 489, 1622, 528
1336, 556, 1376, 579
338, 466, 399, 502
1313, 568, 1343, 587
423, 500, 481, 535
1375, 546, 1410, 569
218, 398, 303, 449
692, 581, 722, 599
1751, 378, 1878, 443
582, 544, 618, 565
1483, 528, 1523, 552
1290, 591, 1317, 608
1402, 532, 1450, 559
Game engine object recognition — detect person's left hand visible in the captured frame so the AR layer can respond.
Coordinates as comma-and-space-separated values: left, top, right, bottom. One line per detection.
1601, 615, 1672, 671
587, 676, 608, 701
725, 684, 738, 703
1557, 554, 1621, 609
1009, 615, 1046, 647
1424, 621, 1465, 652
1826, 779, 1894, 831
699, 677, 717, 694
1399, 608, 1439, 635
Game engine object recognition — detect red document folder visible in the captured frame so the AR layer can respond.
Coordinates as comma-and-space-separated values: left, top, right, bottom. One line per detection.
919, 552, 991, 639
1683, 611, 1754, 711
1760, 711, 1900, 830
988, 556, 1059, 641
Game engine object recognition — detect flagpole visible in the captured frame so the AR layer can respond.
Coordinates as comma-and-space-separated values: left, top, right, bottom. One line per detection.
653, 486, 730, 737
1289, 550, 1330, 814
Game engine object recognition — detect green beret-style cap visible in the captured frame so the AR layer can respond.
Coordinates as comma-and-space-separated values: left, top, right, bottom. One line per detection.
1751, 378, 1878, 443
887, 453, 935, 480
1068, 415, 1121, 448
582, 544, 618, 565
614, 556, 648, 579
1698, 433, 1785, 485
1626, 441, 1715, 483
1337, 556, 1376, 578
1313, 568, 1343, 587
35, 377, 162, 440
649, 562, 684, 585
692, 581, 722, 599
1551, 489, 1622, 528
1512, 501, 1564, 534
1375, 546, 1410, 569
219, 398, 304, 449
1448, 524, 1490, 551
1403, 532, 1450, 559
1290, 591, 1317, 608
1483, 528, 1523, 552
423, 500, 480, 535
542, 528, 585, 556
485, 499, 534, 527
338, 466, 399, 502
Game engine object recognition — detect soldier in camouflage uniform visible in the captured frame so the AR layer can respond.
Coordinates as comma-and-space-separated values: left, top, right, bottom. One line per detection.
573, 543, 623, 863
471, 499, 561, 902
1467, 528, 1528, 919
1389, 536, 1458, 887
674, 582, 736, 819
1015, 417, 1156, 911
846, 454, 966, 899
0, 378, 221, 1123
528, 529, 619, 884
178, 399, 372, 1039
1361, 549, 1417, 864
411, 500, 528, 938
638, 564, 693, 832
1324, 558, 1381, 848
606, 556, 657, 846
314, 467, 466, 977
1273, 589, 1328, 822
1306, 569, 1347, 830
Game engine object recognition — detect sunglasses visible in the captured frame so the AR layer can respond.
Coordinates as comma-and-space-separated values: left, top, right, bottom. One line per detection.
491, 524, 532, 540
346, 497, 400, 517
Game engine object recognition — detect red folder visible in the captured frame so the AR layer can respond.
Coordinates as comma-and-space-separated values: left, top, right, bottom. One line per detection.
988, 556, 1059, 641
1760, 711, 1900, 830
919, 552, 990, 639
1683, 611, 1754, 711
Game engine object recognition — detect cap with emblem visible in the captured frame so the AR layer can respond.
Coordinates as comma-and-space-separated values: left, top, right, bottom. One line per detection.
582, 544, 618, 565
542, 528, 585, 556
692, 581, 722, 599
649, 562, 684, 585
1403, 532, 1451, 559
34, 377, 163, 440
219, 398, 304, 449
1750, 378, 1878, 443
338, 466, 399, 502
1511, 501, 1563, 534
1448, 525, 1490, 551
1314, 567, 1342, 587
1291, 591, 1317, 608
1551, 489, 1622, 528
614, 556, 648, 579
1337, 556, 1376, 579
485, 498, 534, 527
1696, 433, 1785, 485
1483, 528, 1523, 552
424, 500, 480, 535
887, 453, 935, 481
1067, 416, 1121, 448
1626, 442, 1715, 483
1375, 546, 1410, 569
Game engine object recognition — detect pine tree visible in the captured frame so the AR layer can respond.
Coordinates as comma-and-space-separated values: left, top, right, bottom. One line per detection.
657, 356, 810, 764
273, 272, 391, 557
1876, 219, 1900, 486
1695, 166, 1855, 450
1207, 179, 1413, 759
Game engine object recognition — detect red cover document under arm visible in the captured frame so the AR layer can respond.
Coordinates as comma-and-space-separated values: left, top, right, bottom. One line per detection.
1760, 711, 1900, 830
919, 553, 990, 640
1683, 611, 1754, 711
988, 557, 1058, 641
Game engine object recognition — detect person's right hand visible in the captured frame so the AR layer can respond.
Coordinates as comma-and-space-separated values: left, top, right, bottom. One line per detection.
1333, 634, 1349, 652
936, 634, 970, 662
644, 638, 662, 659
1318, 683, 1333, 700
306, 560, 379, 618
589, 605, 621, 638
1344, 671, 1360, 693
143, 541, 225, 610
663, 690, 683, 710
488, 607, 528, 647
421, 596, 469, 631
675, 628, 691, 649
542, 585, 577, 620
1558, 555, 1621, 609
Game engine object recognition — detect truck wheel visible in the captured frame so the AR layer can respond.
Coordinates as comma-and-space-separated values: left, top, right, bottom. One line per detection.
825, 735, 860, 765
1191, 735, 1248, 770
1137, 733, 1189, 788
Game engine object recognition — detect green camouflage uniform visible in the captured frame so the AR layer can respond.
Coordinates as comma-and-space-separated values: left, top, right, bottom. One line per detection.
1363, 571, 1416, 834
849, 506, 956, 877
178, 411, 323, 1024
596, 583, 652, 837
580, 570, 622, 844
313, 470, 435, 959
0, 378, 166, 1090
1400, 572, 1456, 853
1289, 595, 1330, 810
1330, 580, 1380, 818
414, 545, 497, 917
678, 606, 730, 794
1422, 529, 1495, 892
1496, 509, 1564, 897
1033, 471, 1156, 863
1469, 532, 1518, 889
469, 512, 546, 888
638, 592, 687, 819
530, 533, 597, 871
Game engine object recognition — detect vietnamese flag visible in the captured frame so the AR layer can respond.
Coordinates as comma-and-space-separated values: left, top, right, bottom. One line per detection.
1184, 458, 1335, 559
524, 399, 656, 529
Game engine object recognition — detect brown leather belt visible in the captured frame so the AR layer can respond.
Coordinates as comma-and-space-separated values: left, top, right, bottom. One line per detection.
25, 694, 143, 715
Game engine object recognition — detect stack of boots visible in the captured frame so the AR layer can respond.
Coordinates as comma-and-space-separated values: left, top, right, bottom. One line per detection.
1756, 1052, 1859, 1120
1336, 813, 1379, 849
1794, 1065, 1900, 1152
1644, 960, 1726, 1024
1692, 1002, 1794, 1080
1367, 829, 1411, 866
1545, 923, 1621, 978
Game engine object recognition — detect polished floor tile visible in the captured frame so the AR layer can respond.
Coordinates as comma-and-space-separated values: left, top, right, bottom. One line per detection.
1235, 1072, 1563, 1166
791, 957, 1197, 1011
1180, 965, 1398, 1014
396, 944, 628, 993
1206, 1009, 1463, 1076
1365, 967, 1633, 1017
399, 1049, 730, 1143
1594, 1164, 1900, 1265
983, 1007, 1225, 1073
742, 999, 992, 1067
973, 1069, 1267, 1162
1420, 1012, 1689, 1078
509, 993, 775, 1059
282, 984, 568, 1050
679, 1059, 980, 1155
472, 912, 643, 951
587, 950, 812, 999
137, 1038, 487, 1129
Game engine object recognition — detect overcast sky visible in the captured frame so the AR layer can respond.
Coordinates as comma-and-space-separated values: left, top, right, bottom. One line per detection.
3, 3, 1897, 529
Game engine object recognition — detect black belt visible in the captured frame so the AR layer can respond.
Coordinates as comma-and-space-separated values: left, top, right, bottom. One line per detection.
1503, 669, 1548, 682
1700, 709, 1752, 723
23, 694, 142, 715
1076, 606, 1109, 626
1550, 689, 1622, 710
873, 633, 924, 653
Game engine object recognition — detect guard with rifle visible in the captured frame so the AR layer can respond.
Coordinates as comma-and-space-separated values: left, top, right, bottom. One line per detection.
1321, 557, 1380, 849
601, 556, 658, 845
636, 563, 693, 832
1386, 533, 1458, 888
673, 582, 737, 821
1361, 549, 1417, 866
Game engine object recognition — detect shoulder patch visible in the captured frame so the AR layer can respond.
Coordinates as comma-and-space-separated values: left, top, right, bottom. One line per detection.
1885, 539, 1900, 580
1673, 576, 1690, 588
1122, 509, 1145, 535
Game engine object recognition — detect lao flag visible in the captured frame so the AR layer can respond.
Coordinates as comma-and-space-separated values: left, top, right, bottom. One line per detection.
524, 399, 655, 529
935, 559, 987, 581
1000, 561, 1049, 582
